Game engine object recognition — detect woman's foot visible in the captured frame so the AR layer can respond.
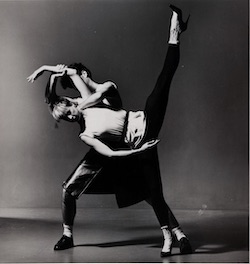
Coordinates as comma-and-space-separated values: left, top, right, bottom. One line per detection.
168, 4, 190, 44
169, 4, 190, 33
172, 226, 193, 254
161, 226, 173, 257
179, 237, 193, 254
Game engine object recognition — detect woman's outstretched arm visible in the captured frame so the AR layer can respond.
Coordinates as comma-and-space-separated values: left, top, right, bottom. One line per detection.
27, 64, 76, 83
79, 134, 159, 157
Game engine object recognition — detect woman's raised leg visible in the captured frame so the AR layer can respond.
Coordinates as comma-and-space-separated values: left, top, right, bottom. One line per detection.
144, 5, 192, 257
144, 5, 189, 141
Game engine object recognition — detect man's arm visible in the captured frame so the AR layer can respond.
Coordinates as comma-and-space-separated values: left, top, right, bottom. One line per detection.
79, 134, 159, 157
77, 82, 117, 111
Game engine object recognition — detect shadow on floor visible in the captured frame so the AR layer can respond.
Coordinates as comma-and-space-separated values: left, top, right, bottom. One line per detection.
74, 212, 248, 256
0, 210, 248, 260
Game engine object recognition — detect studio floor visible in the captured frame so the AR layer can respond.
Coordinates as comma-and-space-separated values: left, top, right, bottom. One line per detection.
0, 207, 248, 263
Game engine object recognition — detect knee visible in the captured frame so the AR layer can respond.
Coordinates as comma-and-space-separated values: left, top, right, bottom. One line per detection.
62, 188, 76, 202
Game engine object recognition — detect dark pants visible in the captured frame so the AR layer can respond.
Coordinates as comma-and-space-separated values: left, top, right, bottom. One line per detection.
141, 45, 180, 228
62, 45, 180, 229
144, 45, 179, 141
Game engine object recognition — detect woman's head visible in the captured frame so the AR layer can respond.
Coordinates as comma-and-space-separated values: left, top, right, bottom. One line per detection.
61, 63, 92, 90
51, 98, 80, 122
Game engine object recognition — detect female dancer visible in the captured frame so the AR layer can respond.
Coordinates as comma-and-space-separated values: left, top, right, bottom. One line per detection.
28, 5, 192, 257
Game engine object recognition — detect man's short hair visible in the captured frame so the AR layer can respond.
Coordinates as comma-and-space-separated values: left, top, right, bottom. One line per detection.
60, 63, 92, 90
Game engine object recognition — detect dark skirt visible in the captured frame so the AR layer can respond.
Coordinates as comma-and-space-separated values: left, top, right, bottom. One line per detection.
63, 144, 162, 208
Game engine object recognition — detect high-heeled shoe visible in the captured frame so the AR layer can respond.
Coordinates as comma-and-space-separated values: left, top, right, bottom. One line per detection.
179, 237, 193, 254
160, 227, 173, 257
169, 4, 190, 33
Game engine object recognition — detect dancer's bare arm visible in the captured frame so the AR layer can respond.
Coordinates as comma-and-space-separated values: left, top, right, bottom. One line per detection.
27, 64, 74, 83
27, 64, 92, 100
44, 72, 65, 104
79, 134, 159, 157
77, 82, 117, 110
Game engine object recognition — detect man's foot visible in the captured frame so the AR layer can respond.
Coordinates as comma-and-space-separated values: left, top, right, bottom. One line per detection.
54, 235, 74, 250
179, 237, 192, 254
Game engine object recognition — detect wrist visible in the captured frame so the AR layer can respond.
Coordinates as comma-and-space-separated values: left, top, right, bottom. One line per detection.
130, 149, 138, 155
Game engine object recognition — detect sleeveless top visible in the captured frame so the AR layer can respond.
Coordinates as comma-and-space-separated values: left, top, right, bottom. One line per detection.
79, 107, 146, 149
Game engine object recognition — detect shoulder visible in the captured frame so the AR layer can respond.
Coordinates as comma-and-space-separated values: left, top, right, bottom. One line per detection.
96, 81, 117, 92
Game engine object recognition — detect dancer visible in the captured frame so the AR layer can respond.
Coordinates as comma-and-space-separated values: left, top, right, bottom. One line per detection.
28, 5, 192, 257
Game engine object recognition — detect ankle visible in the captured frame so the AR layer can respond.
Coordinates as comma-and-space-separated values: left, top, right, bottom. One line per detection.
168, 5, 190, 44
168, 31, 180, 45
63, 224, 73, 238
172, 226, 186, 241
168, 11, 181, 44
161, 226, 173, 253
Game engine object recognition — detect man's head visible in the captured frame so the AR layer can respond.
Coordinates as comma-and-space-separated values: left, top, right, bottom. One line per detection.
61, 63, 92, 90
51, 98, 80, 122
69, 63, 92, 79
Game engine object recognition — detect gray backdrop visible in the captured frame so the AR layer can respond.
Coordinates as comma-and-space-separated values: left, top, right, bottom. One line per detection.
0, 0, 248, 210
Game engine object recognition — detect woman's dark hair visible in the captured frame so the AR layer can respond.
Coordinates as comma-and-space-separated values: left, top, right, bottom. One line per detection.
60, 63, 92, 90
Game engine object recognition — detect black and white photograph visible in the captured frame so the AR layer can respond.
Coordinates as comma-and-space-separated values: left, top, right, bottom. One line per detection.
0, 0, 248, 263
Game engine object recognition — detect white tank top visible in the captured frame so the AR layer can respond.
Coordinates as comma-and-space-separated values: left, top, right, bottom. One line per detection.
80, 107, 146, 148
82, 108, 126, 140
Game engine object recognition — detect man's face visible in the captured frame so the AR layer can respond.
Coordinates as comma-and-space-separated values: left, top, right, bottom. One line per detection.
80, 70, 88, 83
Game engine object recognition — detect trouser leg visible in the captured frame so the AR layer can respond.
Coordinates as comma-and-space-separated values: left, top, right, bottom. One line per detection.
62, 189, 76, 226
61, 149, 105, 234
142, 148, 178, 228
146, 195, 179, 229
144, 45, 180, 140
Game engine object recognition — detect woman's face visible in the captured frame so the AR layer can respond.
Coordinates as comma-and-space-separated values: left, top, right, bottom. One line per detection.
65, 105, 80, 122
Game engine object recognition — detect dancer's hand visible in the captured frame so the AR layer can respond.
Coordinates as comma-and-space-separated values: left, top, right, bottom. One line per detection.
27, 70, 39, 83
27, 64, 68, 83
55, 64, 67, 72
139, 139, 160, 151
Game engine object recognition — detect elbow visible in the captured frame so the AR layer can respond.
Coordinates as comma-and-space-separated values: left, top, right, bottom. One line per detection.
107, 81, 117, 89
102, 150, 114, 158
97, 148, 115, 158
